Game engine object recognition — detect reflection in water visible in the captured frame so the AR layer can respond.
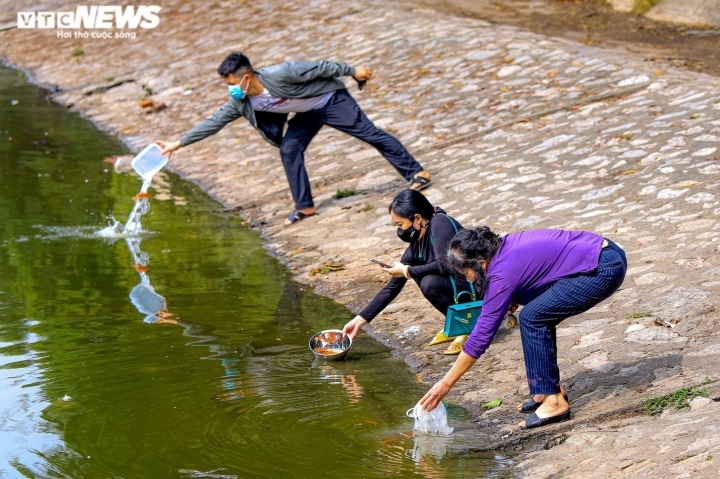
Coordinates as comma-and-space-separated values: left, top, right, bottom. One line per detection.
0, 323, 64, 476
217, 358, 243, 402
311, 361, 365, 407
124, 234, 371, 413
407, 435, 451, 463
123, 184, 174, 323
178, 468, 238, 479
124, 235, 246, 403
126, 236, 171, 324
129, 272, 169, 322
272, 280, 366, 403
315, 364, 365, 404
405, 436, 456, 479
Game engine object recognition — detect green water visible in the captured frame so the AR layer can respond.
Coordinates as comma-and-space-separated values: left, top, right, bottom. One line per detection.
0, 66, 512, 478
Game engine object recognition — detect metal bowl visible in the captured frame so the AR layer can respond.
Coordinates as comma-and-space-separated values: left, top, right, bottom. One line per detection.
309, 329, 352, 361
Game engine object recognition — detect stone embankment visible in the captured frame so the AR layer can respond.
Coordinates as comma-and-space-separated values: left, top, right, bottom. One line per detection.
3, 0, 720, 476
609, 0, 720, 28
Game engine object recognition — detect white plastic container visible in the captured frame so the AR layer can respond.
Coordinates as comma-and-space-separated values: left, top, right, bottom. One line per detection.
131, 143, 168, 181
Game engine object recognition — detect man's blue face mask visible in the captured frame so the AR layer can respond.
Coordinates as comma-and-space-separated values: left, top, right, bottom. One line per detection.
227, 75, 248, 100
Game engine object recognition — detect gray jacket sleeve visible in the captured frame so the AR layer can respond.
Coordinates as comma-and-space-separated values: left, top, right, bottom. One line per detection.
280, 61, 356, 83
179, 100, 243, 147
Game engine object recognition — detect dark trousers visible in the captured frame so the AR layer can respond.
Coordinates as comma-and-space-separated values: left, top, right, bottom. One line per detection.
279, 89, 424, 209
416, 274, 474, 316
519, 240, 627, 395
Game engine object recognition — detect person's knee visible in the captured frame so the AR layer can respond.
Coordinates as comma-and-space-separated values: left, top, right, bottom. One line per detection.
419, 276, 454, 314
279, 139, 303, 162
419, 275, 444, 297
518, 305, 543, 330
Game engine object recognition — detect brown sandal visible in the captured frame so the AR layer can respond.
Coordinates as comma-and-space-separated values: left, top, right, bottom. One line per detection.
283, 210, 315, 226
409, 174, 433, 191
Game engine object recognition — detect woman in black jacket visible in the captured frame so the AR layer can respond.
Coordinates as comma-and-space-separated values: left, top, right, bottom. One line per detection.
341, 189, 473, 354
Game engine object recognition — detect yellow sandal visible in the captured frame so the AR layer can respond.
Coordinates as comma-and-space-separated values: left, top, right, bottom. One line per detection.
443, 335, 468, 355
428, 330, 457, 346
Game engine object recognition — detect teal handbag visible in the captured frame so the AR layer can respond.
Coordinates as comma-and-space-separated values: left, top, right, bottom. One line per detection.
443, 277, 484, 338
435, 212, 484, 337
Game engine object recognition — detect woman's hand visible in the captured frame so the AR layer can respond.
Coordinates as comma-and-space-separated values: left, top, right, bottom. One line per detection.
342, 315, 368, 339
383, 262, 407, 278
155, 140, 182, 159
419, 379, 452, 411
419, 352, 478, 411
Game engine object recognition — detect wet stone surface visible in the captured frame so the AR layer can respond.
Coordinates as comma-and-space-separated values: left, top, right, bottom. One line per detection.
2, 0, 720, 476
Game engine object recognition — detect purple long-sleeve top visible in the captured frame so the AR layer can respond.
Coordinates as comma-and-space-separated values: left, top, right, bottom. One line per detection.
463, 229, 604, 359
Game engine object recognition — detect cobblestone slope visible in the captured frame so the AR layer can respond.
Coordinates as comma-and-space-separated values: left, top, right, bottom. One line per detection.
2, 1, 720, 476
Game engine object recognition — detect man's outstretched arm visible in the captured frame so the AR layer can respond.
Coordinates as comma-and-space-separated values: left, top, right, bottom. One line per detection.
156, 101, 243, 156
280, 60, 372, 83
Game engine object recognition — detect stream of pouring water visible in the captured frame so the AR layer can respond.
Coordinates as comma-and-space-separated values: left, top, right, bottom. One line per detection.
122, 176, 154, 235
96, 176, 154, 238
122, 195, 150, 234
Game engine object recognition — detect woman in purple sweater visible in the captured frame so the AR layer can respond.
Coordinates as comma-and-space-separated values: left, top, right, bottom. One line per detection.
419, 227, 627, 429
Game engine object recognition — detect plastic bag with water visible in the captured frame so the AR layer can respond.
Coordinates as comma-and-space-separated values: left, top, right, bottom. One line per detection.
406, 401, 453, 436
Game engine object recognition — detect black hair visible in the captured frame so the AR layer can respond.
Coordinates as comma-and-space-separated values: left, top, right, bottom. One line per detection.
444, 227, 503, 294
388, 189, 435, 220
218, 52, 253, 77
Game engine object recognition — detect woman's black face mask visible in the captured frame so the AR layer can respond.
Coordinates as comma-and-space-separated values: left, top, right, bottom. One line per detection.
397, 222, 420, 243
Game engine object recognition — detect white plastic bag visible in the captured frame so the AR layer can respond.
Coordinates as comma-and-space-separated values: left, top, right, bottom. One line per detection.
406, 401, 453, 436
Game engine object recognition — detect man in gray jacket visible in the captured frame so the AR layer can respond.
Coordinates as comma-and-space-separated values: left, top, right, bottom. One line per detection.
156, 52, 431, 226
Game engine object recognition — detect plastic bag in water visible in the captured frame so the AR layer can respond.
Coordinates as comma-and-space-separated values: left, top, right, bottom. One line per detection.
406, 401, 453, 436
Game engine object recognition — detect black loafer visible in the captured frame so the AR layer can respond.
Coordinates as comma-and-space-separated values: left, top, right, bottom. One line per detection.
525, 409, 571, 429
520, 393, 569, 413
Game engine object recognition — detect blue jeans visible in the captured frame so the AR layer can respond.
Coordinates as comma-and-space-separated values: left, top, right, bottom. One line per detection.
279, 89, 423, 209
519, 240, 627, 395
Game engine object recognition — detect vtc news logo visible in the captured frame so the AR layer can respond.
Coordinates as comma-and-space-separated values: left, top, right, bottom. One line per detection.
17, 6, 161, 29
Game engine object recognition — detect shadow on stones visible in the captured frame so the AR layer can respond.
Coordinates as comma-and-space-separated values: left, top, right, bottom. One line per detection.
565, 353, 684, 414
